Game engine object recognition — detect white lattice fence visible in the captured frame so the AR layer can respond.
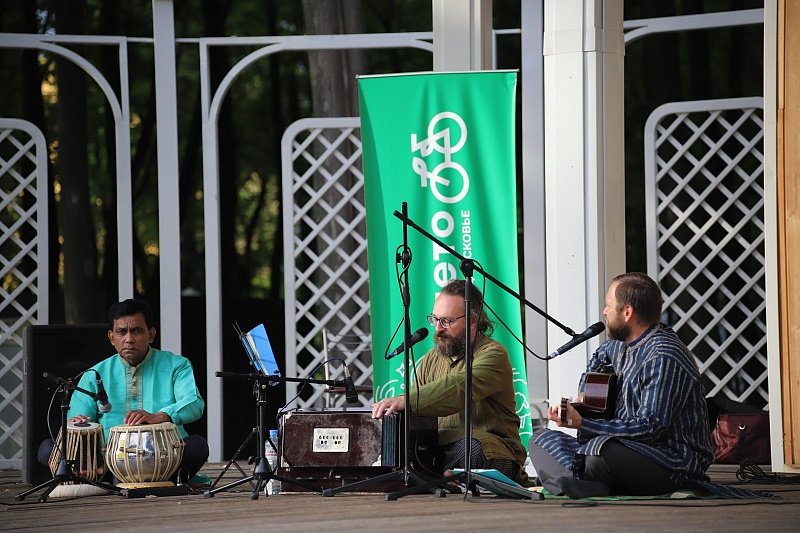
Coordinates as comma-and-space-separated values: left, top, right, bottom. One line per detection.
0, 120, 48, 468
645, 97, 766, 407
281, 118, 372, 408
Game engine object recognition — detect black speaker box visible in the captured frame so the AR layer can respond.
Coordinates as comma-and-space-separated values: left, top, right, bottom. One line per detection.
22, 324, 114, 484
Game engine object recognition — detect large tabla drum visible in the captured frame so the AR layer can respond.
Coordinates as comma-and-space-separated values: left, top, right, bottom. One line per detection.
48, 421, 105, 482
106, 422, 185, 486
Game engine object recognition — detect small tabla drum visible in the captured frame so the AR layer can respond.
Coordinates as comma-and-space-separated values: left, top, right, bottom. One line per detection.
48, 421, 105, 482
106, 422, 185, 487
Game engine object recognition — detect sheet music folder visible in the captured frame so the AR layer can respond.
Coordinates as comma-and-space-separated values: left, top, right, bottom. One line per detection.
234, 322, 281, 378
451, 469, 542, 500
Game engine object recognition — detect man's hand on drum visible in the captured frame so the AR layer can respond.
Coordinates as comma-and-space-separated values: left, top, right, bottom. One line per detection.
371, 396, 405, 419
124, 409, 171, 425
67, 415, 91, 425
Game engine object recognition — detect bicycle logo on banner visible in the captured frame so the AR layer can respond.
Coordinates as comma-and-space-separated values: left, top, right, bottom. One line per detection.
411, 112, 470, 204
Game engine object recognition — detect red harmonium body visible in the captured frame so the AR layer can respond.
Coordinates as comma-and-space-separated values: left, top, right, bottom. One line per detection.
277, 408, 439, 492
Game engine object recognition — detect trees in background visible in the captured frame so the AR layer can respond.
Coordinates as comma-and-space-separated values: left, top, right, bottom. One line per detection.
0, 0, 432, 325
0, 0, 764, 319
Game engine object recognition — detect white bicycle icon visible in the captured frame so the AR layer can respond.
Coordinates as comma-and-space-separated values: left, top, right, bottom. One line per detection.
411, 112, 470, 204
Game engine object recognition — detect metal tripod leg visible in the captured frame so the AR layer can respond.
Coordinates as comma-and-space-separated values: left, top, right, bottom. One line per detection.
205, 457, 268, 500
205, 382, 320, 499
17, 378, 120, 502
385, 471, 541, 501
321, 462, 459, 497
206, 456, 319, 500
383, 471, 466, 501
16, 462, 119, 502
208, 427, 257, 491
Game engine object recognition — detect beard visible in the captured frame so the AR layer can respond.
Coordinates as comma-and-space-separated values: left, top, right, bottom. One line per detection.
434, 330, 466, 359
606, 317, 630, 341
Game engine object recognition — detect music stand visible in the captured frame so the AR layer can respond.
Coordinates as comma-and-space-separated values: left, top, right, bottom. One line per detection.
205, 323, 318, 499
206, 323, 265, 492
208, 323, 359, 498
16, 373, 120, 502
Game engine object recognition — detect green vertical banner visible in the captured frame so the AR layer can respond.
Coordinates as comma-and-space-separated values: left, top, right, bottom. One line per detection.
359, 71, 532, 446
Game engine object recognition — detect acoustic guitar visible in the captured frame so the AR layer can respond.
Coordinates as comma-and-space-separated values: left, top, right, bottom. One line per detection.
559, 372, 617, 425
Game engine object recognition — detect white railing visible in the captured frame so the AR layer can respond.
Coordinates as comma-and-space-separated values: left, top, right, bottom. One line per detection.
0, 119, 48, 468
280, 118, 373, 408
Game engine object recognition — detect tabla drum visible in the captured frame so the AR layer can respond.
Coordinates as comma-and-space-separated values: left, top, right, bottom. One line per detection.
48, 421, 105, 482
106, 422, 185, 487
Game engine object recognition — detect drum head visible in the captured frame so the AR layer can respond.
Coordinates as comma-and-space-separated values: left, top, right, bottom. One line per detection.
67, 421, 102, 431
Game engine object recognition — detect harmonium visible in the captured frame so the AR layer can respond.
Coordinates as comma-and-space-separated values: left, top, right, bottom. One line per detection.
277, 408, 439, 492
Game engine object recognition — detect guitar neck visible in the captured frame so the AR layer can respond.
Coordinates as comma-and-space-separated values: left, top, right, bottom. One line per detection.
558, 397, 569, 425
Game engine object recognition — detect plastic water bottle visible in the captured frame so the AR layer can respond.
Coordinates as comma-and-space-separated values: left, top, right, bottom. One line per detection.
265, 429, 281, 495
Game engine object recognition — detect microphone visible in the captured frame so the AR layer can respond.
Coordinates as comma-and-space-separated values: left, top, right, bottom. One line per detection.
343, 366, 358, 404
386, 327, 429, 359
94, 374, 112, 413
548, 322, 605, 359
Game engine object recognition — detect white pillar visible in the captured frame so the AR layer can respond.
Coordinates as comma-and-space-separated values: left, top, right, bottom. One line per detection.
432, 0, 492, 70
763, 0, 798, 474
543, 0, 626, 405
152, 0, 182, 352
521, 1, 549, 400
199, 42, 223, 462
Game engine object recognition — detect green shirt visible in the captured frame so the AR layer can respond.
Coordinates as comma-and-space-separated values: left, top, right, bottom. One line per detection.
68, 347, 205, 441
408, 334, 527, 478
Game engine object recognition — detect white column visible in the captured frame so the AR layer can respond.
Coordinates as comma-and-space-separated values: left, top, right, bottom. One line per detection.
521, 1, 549, 400
543, 0, 625, 406
152, 0, 182, 352
199, 41, 223, 462
763, 0, 798, 474
432, 0, 492, 71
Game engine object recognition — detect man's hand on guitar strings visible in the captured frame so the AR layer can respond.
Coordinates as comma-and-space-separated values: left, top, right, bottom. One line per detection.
548, 401, 584, 429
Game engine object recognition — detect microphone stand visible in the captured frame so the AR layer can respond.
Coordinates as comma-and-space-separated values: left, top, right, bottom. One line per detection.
322, 202, 456, 498
461, 259, 476, 494
205, 371, 344, 499
16, 374, 120, 502
384, 208, 572, 500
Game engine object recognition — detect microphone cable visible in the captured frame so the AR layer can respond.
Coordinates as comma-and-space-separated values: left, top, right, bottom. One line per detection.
482, 294, 550, 361
460, 261, 551, 361
736, 464, 800, 484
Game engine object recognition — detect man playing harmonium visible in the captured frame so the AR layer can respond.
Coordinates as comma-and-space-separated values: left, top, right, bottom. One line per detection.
372, 279, 528, 484
38, 299, 209, 484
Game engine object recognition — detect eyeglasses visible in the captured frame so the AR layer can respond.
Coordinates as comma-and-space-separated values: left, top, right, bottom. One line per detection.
426, 314, 465, 329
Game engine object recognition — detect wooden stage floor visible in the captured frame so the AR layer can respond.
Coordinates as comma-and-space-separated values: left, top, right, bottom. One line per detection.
2, 464, 799, 532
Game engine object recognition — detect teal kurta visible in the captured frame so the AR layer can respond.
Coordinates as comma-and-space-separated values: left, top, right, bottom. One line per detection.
68, 348, 205, 441
408, 334, 526, 478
